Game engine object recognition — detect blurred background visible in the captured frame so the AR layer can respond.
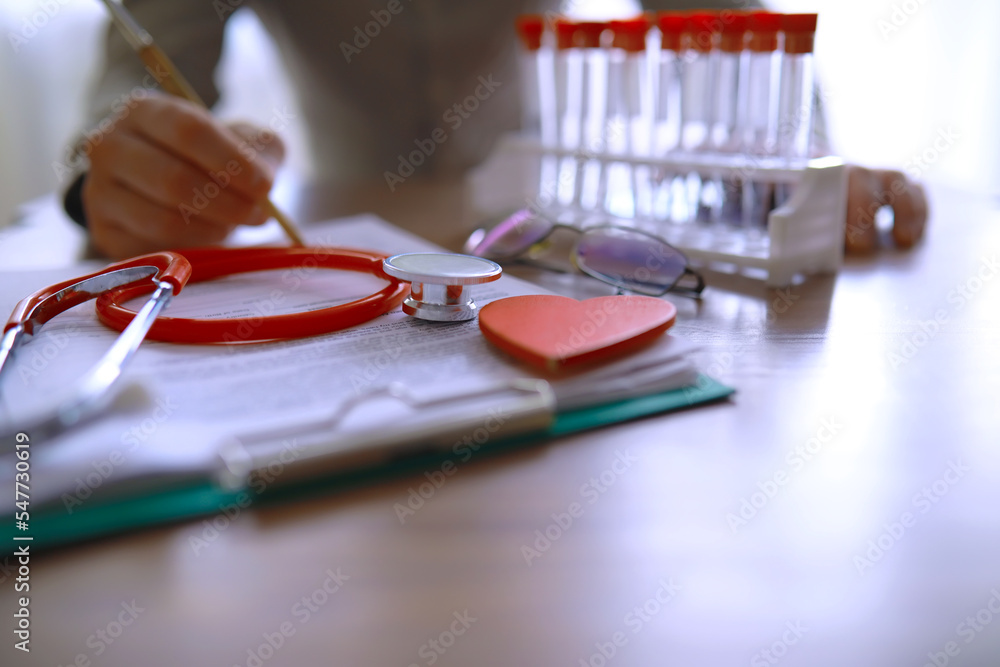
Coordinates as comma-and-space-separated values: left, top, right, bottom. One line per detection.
1, 0, 997, 230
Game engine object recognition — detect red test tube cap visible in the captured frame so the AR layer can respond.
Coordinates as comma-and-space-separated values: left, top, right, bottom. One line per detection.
748, 11, 781, 52
609, 16, 651, 52
658, 12, 686, 51
574, 21, 607, 48
685, 11, 721, 53
554, 18, 577, 50
718, 12, 748, 53
783, 14, 818, 55
515, 15, 544, 51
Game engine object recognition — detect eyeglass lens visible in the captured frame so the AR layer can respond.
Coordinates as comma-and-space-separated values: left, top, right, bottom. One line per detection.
574, 227, 688, 296
469, 209, 554, 259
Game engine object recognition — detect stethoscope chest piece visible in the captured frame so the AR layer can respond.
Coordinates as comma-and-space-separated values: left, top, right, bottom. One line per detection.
382, 253, 502, 322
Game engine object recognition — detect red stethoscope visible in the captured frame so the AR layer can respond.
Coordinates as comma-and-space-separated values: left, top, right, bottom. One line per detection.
0, 246, 410, 440
0, 246, 502, 441
101, 246, 412, 342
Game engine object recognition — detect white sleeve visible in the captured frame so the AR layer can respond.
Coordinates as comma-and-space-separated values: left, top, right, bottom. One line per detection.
86, 0, 229, 123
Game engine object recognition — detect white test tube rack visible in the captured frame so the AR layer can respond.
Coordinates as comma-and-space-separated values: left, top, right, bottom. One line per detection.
472, 132, 847, 287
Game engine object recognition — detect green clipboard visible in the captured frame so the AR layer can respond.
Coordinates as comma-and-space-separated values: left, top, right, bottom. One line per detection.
2, 375, 733, 553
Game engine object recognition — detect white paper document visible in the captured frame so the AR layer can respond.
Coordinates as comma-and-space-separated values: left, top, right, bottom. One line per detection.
0, 215, 699, 505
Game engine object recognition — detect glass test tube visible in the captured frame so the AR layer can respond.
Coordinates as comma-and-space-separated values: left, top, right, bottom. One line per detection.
605, 16, 653, 220
777, 14, 817, 161
775, 13, 818, 207
712, 13, 749, 152
744, 12, 781, 155
553, 20, 607, 213
742, 11, 783, 232
713, 12, 749, 228
515, 15, 544, 137
680, 13, 721, 225
578, 21, 610, 213
653, 12, 685, 224
516, 15, 559, 213
680, 13, 718, 153
554, 19, 583, 209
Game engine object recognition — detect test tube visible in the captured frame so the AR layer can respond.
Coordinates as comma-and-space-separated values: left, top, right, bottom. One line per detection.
712, 12, 749, 153
680, 12, 719, 153
578, 21, 610, 213
775, 14, 818, 207
515, 15, 545, 138
605, 16, 653, 219
553, 19, 608, 212
680, 12, 721, 224
777, 14, 817, 161
516, 15, 559, 212
653, 12, 685, 223
712, 12, 749, 227
742, 11, 783, 232
554, 18, 584, 209
744, 12, 781, 155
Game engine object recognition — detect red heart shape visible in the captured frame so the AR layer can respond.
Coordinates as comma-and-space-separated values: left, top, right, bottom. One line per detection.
478, 295, 676, 372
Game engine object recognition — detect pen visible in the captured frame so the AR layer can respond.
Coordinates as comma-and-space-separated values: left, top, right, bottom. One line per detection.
98, 0, 306, 247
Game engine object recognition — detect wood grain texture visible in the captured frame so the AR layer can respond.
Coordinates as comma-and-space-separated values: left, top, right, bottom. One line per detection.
2, 179, 998, 667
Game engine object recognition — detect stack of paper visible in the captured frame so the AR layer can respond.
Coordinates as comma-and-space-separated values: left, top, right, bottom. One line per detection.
0, 215, 717, 513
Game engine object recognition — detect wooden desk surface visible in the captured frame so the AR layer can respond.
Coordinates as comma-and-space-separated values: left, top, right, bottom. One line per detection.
1, 178, 998, 667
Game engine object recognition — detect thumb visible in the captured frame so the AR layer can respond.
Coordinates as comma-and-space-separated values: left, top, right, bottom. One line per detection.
879, 170, 929, 249
844, 165, 882, 254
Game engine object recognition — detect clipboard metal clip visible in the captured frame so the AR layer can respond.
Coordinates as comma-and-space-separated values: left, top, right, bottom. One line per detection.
215, 379, 556, 491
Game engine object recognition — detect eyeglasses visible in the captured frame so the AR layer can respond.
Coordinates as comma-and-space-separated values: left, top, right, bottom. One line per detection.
463, 210, 705, 298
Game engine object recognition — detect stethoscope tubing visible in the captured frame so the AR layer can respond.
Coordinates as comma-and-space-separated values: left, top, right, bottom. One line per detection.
95, 247, 407, 343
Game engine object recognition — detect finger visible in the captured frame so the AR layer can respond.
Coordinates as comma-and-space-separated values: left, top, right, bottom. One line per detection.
94, 130, 269, 229
124, 95, 274, 202
844, 165, 881, 254
89, 217, 171, 260
226, 120, 286, 172
880, 170, 929, 249
83, 176, 235, 257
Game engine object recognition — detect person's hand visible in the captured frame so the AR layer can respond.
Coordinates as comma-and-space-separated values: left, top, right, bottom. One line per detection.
82, 92, 285, 258
844, 165, 928, 254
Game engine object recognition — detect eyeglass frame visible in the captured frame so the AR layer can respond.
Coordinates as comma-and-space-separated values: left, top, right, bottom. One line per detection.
464, 213, 706, 299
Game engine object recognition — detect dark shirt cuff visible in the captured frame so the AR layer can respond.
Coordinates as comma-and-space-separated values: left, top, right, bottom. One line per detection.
63, 172, 88, 229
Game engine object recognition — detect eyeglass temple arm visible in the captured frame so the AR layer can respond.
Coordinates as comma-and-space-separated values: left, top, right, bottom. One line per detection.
671, 267, 706, 299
